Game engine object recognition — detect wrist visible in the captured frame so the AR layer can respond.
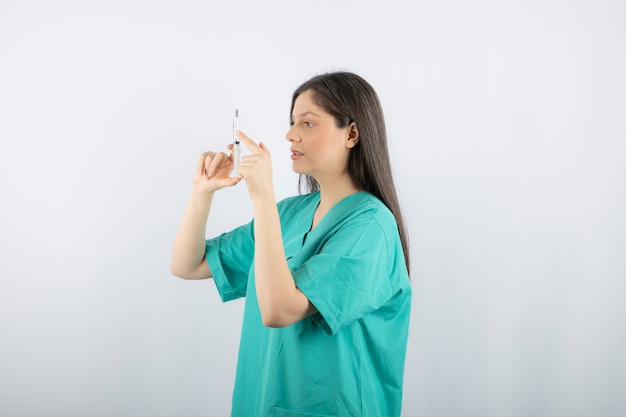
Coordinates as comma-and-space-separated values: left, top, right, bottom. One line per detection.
188, 188, 214, 212
251, 190, 276, 210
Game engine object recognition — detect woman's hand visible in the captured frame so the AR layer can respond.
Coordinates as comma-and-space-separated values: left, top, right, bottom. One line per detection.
237, 131, 275, 203
193, 145, 241, 195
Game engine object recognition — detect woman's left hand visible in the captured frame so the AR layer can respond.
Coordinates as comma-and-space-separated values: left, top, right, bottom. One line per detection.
237, 130, 275, 203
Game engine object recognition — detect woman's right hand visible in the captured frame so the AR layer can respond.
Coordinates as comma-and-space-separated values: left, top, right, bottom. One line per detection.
193, 146, 241, 194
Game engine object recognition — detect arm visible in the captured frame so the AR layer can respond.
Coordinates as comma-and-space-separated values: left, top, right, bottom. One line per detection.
171, 150, 240, 279
237, 132, 317, 327
171, 191, 214, 280
252, 191, 318, 327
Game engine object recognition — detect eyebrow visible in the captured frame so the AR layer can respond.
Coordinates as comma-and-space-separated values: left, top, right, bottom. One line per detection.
292, 111, 322, 119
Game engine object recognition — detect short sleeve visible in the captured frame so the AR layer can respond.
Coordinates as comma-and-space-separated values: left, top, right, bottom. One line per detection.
294, 216, 398, 335
205, 220, 254, 302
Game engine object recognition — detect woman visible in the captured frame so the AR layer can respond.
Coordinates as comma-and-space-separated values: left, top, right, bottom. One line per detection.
171, 71, 411, 417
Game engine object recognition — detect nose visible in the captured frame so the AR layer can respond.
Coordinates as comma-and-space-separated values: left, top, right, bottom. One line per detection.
285, 125, 299, 143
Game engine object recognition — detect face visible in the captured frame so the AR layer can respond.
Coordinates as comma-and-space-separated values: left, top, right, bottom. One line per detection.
286, 90, 358, 180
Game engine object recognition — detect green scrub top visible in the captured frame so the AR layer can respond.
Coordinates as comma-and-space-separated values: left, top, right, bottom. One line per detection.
206, 191, 411, 417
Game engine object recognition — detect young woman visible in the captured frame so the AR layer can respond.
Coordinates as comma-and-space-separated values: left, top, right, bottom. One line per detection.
171, 72, 411, 417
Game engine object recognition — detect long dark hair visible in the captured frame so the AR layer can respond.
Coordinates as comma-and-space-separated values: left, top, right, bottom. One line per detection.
290, 72, 410, 274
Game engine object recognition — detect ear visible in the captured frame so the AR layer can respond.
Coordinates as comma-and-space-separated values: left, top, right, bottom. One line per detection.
345, 122, 360, 149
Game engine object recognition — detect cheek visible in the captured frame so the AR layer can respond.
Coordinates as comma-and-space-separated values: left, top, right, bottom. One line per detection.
321, 139, 350, 166
313, 138, 340, 159
306, 129, 348, 162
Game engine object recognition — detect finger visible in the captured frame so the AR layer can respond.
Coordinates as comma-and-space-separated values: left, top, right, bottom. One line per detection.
198, 151, 214, 177
213, 176, 242, 188
238, 154, 259, 167
237, 130, 263, 154
225, 143, 235, 159
207, 152, 229, 177
259, 141, 271, 157
236, 156, 252, 179
203, 152, 216, 177
196, 153, 207, 176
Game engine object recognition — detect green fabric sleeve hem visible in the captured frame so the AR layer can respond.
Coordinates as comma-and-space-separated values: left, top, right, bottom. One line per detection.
298, 279, 338, 336
205, 240, 242, 303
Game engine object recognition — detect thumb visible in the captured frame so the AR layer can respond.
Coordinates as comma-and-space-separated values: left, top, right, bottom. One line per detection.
213, 177, 242, 188
259, 142, 271, 157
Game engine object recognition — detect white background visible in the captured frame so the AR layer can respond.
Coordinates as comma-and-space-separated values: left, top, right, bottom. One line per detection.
1, 0, 624, 416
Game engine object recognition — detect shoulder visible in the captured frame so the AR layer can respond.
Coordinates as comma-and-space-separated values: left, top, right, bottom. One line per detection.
340, 192, 398, 231
349, 193, 409, 284
342, 193, 405, 264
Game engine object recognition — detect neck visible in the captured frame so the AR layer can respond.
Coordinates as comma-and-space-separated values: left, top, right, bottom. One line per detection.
315, 173, 361, 212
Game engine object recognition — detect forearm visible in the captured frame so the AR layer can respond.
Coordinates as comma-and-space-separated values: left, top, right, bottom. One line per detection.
253, 194, 314, 327
171, 191, 214, 279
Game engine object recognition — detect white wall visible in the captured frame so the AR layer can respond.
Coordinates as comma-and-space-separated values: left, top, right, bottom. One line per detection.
1, 1, 624, 416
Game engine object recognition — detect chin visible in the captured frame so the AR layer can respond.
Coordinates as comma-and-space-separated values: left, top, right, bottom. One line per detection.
291, 164, 306, 175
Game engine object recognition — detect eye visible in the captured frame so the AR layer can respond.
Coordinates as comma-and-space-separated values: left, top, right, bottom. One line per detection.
304, 121, 314, 127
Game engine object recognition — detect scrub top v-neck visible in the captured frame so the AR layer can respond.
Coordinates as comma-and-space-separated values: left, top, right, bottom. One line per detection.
205, 191, 411, 417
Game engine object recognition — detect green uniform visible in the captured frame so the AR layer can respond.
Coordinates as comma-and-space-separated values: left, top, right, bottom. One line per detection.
206, 191, 411, 417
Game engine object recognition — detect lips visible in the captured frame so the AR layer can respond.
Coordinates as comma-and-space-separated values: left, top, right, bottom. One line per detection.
290, 149, 303, 160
